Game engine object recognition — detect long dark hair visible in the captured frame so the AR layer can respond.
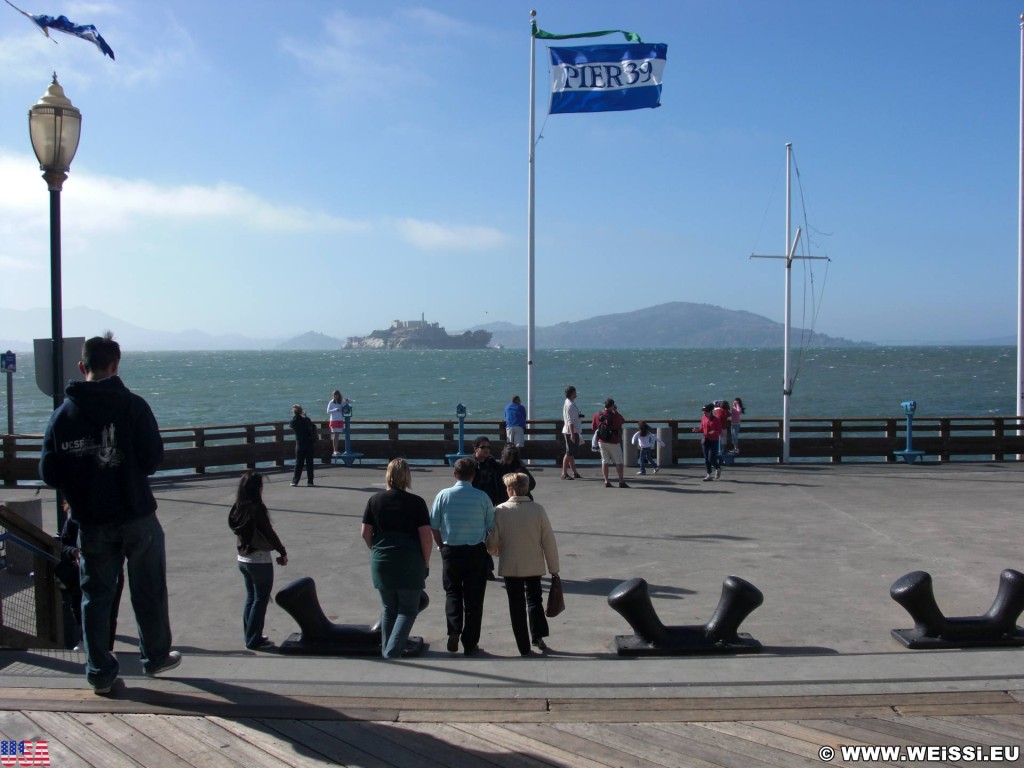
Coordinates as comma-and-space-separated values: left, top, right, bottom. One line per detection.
733, 397, 746, 414
500, 444, 522, 467
236, 471, 264, 506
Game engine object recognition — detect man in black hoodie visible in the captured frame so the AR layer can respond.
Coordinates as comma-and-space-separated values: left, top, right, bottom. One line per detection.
40, 332, 180, 694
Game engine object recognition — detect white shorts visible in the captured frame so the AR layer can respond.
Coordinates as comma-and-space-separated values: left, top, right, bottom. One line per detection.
507, 426, 525, 447
599, 442, 623, 465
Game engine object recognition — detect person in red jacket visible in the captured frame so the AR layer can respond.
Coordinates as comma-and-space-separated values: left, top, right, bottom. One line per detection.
693, 403, 723, 481
592, 398, 629, 488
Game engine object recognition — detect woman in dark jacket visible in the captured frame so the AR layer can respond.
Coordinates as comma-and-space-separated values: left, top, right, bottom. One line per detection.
499, 444, 536, 499
228, 471, 288, 650
360, 458, 432, 658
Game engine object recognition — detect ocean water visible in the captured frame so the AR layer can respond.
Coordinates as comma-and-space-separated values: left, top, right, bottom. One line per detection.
1, 346, 1016, 435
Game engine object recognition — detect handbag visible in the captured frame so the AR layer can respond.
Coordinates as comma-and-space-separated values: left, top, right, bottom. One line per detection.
545, 573, 565, 618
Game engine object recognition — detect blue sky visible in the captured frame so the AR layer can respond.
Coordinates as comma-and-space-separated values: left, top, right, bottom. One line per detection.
0, 1, 1021, 344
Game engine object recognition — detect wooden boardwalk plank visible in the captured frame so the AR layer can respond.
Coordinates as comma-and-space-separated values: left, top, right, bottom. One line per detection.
204, 715, 336, 768
258, 718, 390, 767
67, 712, 196, 768
342, 720, 519, 768
847, 714, 1012, 748
894, 703, 1024, 718
26, 710, 144, 768
555, 723, 731, 768
175, 715, 314, 768
305, 720, 454, 768
452, 723, 615, 768
115, 713, 253, 768
548, 692, 1015, 713
649, 722, 825, 768
932, 714, 1024, 742
696, 721, 882, 768
0, 710, 92, 768
396, 722, 565, 768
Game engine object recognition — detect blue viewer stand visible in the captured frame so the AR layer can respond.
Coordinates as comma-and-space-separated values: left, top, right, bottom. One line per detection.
892, 400, 926, 464
336, 403, 364, 467
445, 403, 473, 466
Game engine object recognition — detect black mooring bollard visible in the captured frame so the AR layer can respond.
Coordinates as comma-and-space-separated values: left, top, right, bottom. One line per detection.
890, 568, 1024, 649
274, 576, 428, 656
704, 575, 765, 644
608, 575, 763, 656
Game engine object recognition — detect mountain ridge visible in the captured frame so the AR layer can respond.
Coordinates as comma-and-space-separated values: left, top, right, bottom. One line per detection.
2, 302, 1010, 351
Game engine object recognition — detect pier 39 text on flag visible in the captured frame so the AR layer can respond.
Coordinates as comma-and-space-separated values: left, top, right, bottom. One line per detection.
548, 43, 667, 115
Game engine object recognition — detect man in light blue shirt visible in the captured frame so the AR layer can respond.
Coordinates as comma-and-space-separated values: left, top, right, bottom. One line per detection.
431, 457, 494, 655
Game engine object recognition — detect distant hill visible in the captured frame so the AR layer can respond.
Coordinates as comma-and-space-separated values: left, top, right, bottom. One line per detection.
277, 331, 345, 350
474, 302, 870, 349
0, 307, 283, 351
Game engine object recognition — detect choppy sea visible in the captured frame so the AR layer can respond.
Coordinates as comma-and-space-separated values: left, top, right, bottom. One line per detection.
1, 346, 1016, 434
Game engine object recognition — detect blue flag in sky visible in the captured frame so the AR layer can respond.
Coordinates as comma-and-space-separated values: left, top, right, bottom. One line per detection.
549, 43, 666, 115
4, 0, 115, 59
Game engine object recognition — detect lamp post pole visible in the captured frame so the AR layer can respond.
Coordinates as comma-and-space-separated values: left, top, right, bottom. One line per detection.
29, 73, 81, 413
46, 171, 65, 412
29, 73, 81, 529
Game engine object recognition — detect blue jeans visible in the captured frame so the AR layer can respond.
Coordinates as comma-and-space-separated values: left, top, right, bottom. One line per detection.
239, 561, 274, 649
78, 513, 172, 688
703, 440, 721, 475
638, 447, 658, 473
378, 588, 421, 658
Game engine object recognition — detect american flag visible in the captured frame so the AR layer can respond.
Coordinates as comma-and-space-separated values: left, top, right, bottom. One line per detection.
0, 740, 50, 766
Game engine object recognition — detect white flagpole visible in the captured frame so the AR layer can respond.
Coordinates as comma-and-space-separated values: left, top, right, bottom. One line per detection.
783, 142, 793, 463
527, 10, 537, 425
1017, 14, 1023, 430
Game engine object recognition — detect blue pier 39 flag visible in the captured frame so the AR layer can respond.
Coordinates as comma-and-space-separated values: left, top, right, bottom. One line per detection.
548, 43, 667, 115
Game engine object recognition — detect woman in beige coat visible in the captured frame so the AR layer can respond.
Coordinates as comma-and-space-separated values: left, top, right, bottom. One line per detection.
488, 472, 559, 655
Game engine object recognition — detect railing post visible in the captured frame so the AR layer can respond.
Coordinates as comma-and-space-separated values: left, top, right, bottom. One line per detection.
194, 427, 206, 475
1, 434, 12, 487
831, 419, 842, 464
246, 424, 256, 470
885, 418, 897, 463
274, 423, 285, 467
939, 418, 951, 463
775, 418, 784, 464
993, 417, 1004, 462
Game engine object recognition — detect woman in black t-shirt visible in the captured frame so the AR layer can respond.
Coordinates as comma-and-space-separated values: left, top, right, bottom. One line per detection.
360, 458, 432, 658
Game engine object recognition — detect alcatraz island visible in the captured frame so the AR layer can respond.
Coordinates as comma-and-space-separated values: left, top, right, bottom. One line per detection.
343, 315, 492, 350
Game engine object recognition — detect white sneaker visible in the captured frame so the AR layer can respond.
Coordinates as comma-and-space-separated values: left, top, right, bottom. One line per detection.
703, 474, 713, 482
715, 468, 721, 480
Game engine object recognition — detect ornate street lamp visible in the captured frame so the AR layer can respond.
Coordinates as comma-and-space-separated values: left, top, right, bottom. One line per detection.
29, 73, 81, 411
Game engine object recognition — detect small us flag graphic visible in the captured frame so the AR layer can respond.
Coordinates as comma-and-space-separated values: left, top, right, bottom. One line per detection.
0, 740, 50, 766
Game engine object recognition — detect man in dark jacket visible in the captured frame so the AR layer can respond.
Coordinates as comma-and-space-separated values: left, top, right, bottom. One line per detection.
289, 404, 316, 486
39, 332, 180, 694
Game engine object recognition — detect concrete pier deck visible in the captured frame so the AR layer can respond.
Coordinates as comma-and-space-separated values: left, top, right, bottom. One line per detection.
1, 461, 1022, 765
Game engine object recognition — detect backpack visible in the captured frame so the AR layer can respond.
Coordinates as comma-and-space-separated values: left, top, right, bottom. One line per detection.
596, 410, 615, 442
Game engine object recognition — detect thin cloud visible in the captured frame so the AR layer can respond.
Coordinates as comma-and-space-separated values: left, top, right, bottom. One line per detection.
0, 151, 369, 236
280, 7, 480, 98
397, 218, 509, 252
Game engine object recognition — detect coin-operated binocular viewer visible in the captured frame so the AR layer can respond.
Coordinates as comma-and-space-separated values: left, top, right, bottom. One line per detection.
335, 402, 364, 467
893, 399, 925, 464
445, 402, 473, 465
